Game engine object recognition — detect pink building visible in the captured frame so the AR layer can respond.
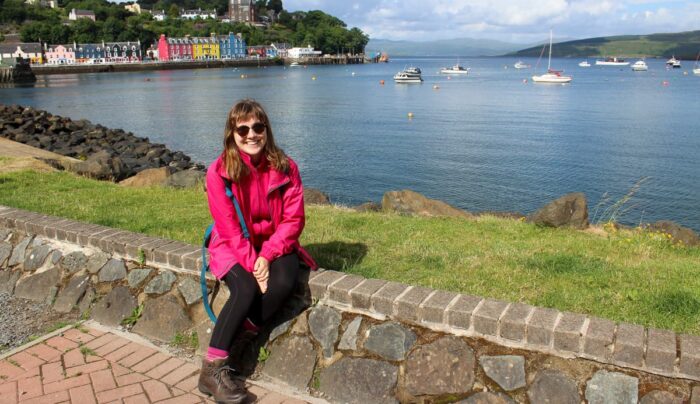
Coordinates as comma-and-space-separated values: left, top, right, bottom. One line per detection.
44, 44, 76, 65
157, 34, 193, 61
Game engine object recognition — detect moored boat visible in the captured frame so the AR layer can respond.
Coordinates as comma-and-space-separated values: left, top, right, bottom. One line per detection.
514, 61, 530, 69
578, 60, 591, 67
394, 67, 423, 83
440, 64, 470, 74
631, 60, 648, 71
666, 56, 681, 68
595, 57, 629, 66
532, 30, 572, 84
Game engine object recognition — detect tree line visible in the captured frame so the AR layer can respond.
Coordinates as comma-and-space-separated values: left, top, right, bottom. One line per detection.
1, 0, 369, 55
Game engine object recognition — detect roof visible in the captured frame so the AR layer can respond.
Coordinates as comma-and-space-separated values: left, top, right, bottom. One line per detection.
0, 43, 42, 53
272, 43, 291, 50
72, 9, 95, 16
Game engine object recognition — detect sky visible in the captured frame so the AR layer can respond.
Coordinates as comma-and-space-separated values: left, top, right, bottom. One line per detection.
283, 0, 700, 43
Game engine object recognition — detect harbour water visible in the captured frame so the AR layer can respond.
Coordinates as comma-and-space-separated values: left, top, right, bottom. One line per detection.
2, 57, 700, 231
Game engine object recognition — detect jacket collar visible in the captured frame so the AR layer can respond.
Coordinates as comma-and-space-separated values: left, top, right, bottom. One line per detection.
215, 153, 289, 194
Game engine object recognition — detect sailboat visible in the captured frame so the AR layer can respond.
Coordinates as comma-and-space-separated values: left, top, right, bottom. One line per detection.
532, 30, 572, 84
694, 52, 700, 75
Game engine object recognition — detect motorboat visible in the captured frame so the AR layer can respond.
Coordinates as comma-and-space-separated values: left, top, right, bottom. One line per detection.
440, 64, 470, 74
289, 61, 301, 67
532, 30, 572, 84
578, 60, 591, 67
513, 61, 530, 69
694, 68, 700, 75
666, 56, 681, 68
595, 57, 629, 66
394, 67, 423, 83
631, 60, 648, 71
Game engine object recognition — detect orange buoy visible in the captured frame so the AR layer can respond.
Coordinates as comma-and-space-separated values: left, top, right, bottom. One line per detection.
662, 80, 669, 86
380, 80, 385, 85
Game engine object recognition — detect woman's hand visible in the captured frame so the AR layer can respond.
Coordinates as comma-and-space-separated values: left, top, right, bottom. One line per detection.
253, 256, 270, 293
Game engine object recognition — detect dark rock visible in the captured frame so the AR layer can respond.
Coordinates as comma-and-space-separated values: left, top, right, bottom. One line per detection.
0, 270, 21, 294
127, 268, 152, 288
585, 370, 638, 404
319, 357, 398, 404
355, 202, 381, 212
14, 267, 60, 301
338, 316, 362, 350
8, 236, 32, 267
528, 192, 589, 229
79, 286, 96, 315
87, 251, 110, 274
92, 286, 138, 326
177, 277, 201, 306
304, 188, 330, 205
646, 221, 700, 246
640, 390, 682, 404
164, 170, 205, 188
382, 189, 472, 218
132, 294, 192, 342
308, 305, 341, 358
405, 336, 475, 396
144, 270, 177, 295
364, 321, 416, 361
98, 259, 127, 282
73, 150, 126, 181
0, 242, 12, 268
479, 355, 526, 391
527, 369, 579, 404
269, 319, 293, 342
53, 274, 90, 313
262, 335, 317, 389
60, 251, 88, 275
458, 392, 516, 404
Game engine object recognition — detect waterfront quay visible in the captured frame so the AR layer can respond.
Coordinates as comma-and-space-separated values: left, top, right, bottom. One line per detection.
30, 55, 366, 76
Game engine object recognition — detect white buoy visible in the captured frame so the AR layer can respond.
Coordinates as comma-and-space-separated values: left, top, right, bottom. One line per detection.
407, 112, 414, 118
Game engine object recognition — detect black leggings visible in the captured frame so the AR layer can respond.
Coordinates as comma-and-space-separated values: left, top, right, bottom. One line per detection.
209, 253, 300, 352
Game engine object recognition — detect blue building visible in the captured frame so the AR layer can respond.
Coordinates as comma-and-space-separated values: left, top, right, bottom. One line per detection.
74, 43, 105, 62
218, 32, 246, 59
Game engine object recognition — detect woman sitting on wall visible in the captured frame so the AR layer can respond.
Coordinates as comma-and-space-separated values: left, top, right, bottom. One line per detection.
199, 99, 317, 403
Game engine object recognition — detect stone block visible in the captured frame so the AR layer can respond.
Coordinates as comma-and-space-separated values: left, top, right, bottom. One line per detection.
680, 334, 700, 378
14, 267, 60, 301
499, 303, 534, 342
319, 358, 398, 404
364, 322, 416, 361
76, 224, 107, 246
181, 250, 201, 271
480, 355, 526, 391
87, 228, 120, 249
132, 294, 193, 342
645, 328, 676, 373
177, 277, 202, 306
472, 299, 509, 337
144, 270, 177, 295
167, 245, 199, 269
92, 286, 137, 326
41, 217, 67, 240
420, 290, 458, 324
405, 336, 475, 395
308, 305, 342, 358
62, 221, 85, 244
349, 278, 387, 310
583, 317, 615, 362
370, 281, 410, 316
446, 294, 482, 330
0, 269, 21, 294
395, 286, 433, 323
99, 230, 130, 254
585, 370, 638, 404
339, 316, 362, 351
108, 231, 140, 255
553, 312, 586, 353
124, 236, 153, 260
612, 322, 645, 367
327, 274, 365, 305
98, 259, 127, 282
53, 274, 90, 313
308, 270, 345, 301
527, 369, 580, 404
527, 307, 560, 347
0, 242, 13, 268
263, 336, 317, 390
8, 235, 32, 267
152, 241, 188, 265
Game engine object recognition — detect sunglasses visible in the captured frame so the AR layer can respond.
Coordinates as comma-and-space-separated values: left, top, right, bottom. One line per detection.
234, 122, 266, 137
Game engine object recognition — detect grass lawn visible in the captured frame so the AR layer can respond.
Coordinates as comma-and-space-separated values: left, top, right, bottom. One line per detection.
1, 167, 699, 334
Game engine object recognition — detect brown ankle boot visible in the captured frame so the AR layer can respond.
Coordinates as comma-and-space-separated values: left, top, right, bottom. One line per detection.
198, 358, 247, 404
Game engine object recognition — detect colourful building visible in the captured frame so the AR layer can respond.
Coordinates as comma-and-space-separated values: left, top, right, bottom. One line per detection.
74, 43, 105, 63
219, 32, 246, 59
45, 44, 75, 65
247, 45, 268, 58
104, 41, 141, 62
0, 43, 43, 65
192, 35, 219, 60
157, 34, 194, 61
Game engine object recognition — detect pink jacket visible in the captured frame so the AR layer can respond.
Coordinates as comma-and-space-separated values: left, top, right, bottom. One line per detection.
206, 154, 318, 279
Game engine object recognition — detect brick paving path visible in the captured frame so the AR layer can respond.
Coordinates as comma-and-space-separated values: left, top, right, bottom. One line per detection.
0, 324, 309, 404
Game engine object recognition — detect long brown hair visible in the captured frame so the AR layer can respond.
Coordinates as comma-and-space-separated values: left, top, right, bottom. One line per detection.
222, 99, 289, 182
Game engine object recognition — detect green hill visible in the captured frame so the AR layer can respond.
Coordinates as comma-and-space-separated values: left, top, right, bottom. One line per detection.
510, 30, 700, 59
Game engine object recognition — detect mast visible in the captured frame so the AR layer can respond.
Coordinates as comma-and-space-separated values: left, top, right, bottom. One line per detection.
547, 29, 552, 71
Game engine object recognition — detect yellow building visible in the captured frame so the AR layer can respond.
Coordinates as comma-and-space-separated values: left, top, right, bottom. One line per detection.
192, 35, 220, 60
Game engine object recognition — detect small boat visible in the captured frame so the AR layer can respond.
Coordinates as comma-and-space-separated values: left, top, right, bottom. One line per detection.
595, 57, 630, 66
513, 61, 530, 69
289, 61, 300, 67
694, 68, 700, 75
394, 67, 423, 83
532, 30, 572, 84
631, 60, 648, 71
440, 64, 470, 74
578, 60, 591, 67
694, 52, 700, 75
666, 56, 681, 68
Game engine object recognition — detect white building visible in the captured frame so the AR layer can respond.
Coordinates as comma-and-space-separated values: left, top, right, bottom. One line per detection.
69, 9, 96, 21
25, 0, 56, 8
152, 10, 166, 21
180, 8, 216, 19
0, 43, 43, 65
287, 45, 321, 59
124, 3, 141, 14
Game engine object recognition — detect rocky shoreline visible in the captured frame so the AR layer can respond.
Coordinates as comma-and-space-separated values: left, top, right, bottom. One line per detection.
0, 104, 203, 181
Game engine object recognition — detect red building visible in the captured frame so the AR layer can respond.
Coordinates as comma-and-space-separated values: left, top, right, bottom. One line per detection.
157, 34, 193, 61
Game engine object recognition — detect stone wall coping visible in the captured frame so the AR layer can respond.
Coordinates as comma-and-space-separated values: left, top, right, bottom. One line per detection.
1, 204, 698, 381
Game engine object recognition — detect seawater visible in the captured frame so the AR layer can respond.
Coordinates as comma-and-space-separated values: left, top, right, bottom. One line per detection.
2, 57, 699, 231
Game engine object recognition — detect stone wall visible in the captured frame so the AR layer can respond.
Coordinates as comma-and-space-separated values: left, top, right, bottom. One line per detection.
1, 204, 699, 403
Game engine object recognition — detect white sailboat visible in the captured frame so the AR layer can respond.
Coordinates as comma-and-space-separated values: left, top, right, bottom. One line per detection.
693, 52, 700, 75
532, 30, 572, 84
